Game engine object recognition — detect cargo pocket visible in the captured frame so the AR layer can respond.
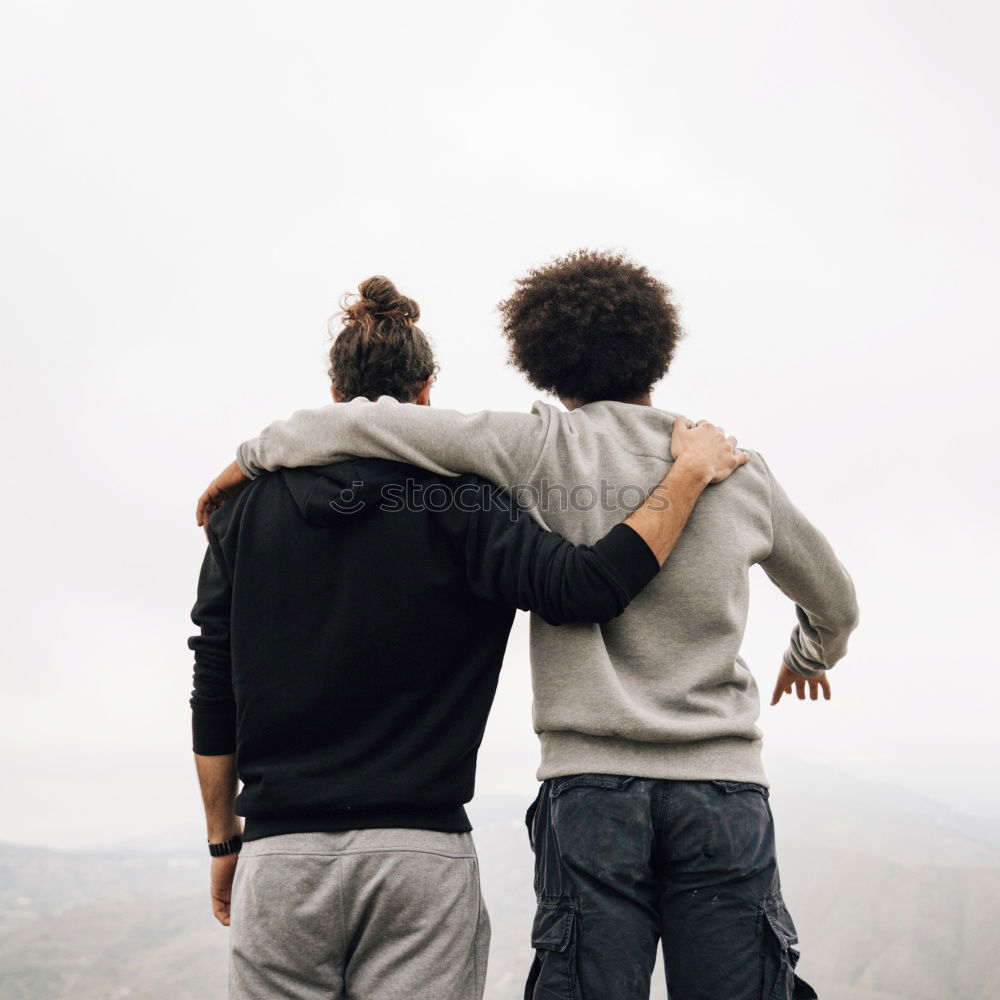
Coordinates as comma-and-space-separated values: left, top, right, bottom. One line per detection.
524, 902, 578, 1000
761, 893, 817, 1000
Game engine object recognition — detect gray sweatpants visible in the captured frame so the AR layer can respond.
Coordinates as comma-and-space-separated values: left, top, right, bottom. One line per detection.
229, 829, 490, 1000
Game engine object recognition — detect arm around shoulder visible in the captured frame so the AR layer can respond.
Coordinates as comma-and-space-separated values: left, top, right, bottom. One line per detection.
236, 397, 551, 489
462, 483, 661, 626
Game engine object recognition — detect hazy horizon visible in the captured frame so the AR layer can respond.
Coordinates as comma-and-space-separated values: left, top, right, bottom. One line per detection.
4, 770, 999, 1000
1, 756, 990, 856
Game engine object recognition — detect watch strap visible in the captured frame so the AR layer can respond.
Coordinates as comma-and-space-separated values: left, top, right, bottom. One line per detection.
208, 834, 243, 857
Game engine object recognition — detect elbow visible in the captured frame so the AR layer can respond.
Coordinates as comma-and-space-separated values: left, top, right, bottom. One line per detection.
583, 580, 634, 624
530, 565, 632, 626
823, 571, 860, 636
546, 595, 628, 627
842, 604, 861, 634
533, 604, 574, 627
594, 597, 630, 624
834, 591, 861, 634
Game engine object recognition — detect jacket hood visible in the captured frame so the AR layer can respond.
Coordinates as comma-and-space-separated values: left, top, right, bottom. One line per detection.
281, 460, 412, 526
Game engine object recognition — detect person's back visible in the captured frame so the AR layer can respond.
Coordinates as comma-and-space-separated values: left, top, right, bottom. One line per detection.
512, 399, 853, 1000
198, 458, 545, 839
194, 457, 518, 997
503, 399, 857, 786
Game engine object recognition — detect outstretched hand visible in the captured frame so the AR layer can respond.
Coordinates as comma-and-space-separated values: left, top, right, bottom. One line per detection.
770, 662, 831, 705
197, 460, 250, 526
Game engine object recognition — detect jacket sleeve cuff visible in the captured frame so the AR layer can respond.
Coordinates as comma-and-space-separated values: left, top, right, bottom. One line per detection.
192, 709, 237, 756
592, 523, 661, 599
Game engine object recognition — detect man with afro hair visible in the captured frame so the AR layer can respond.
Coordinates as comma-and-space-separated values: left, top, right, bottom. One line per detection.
498, 249, 683, 405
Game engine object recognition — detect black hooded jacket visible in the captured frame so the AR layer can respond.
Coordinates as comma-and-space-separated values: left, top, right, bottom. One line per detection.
190, 459, 658, 839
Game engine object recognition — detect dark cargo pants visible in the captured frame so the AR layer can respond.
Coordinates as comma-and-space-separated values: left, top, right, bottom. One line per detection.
524, 775, 817, 1000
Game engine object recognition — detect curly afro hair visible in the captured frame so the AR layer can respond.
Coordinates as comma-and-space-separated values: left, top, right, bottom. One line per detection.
498, 250, 683, 402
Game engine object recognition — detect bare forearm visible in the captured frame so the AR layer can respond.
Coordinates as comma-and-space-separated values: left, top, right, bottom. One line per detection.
624, 457, 712, 565
194, 753, 242, 842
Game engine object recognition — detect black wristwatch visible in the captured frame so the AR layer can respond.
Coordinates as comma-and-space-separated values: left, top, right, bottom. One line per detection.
208, 834, 243, 857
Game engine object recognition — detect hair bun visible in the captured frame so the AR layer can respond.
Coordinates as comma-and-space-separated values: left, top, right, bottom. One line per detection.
342, 276, 420, 336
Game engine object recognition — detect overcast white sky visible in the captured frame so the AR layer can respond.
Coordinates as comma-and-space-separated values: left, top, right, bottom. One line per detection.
1, 0, 997, 848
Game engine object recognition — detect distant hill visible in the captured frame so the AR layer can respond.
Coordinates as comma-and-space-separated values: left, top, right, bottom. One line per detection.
0, 844, 206, 935
2, 766, 999, 1000
779, 844, 1000, 1000
0, 895, 226, 1000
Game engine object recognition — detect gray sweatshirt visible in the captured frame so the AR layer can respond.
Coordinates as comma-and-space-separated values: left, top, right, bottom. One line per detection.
236, 398, 859, 786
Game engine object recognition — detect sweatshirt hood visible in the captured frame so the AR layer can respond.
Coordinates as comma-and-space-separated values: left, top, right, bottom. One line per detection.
281, 461, 411, 526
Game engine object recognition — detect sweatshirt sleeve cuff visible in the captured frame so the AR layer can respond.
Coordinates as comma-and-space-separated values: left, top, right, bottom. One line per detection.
592, 523, 661, 598
236, 438, 263, 479
192, 709, 237, 756
782, 647, 826, 680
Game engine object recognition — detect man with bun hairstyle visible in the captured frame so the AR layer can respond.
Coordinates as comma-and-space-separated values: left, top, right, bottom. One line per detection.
197, 253, 858, 1000
190, 275, 748, 1000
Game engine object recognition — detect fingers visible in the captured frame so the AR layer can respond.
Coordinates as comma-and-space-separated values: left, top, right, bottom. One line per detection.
807, 675, 833, 700
805, 675, 832, 700
197, 463, 250, 525
212, 898, 231, 926
698, 422, 746, 462
771, 668, 793, 706
197, 486, 224, 527
723, 434, 750, 470
196, 490, 212, 527
773, 661, 832, 705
